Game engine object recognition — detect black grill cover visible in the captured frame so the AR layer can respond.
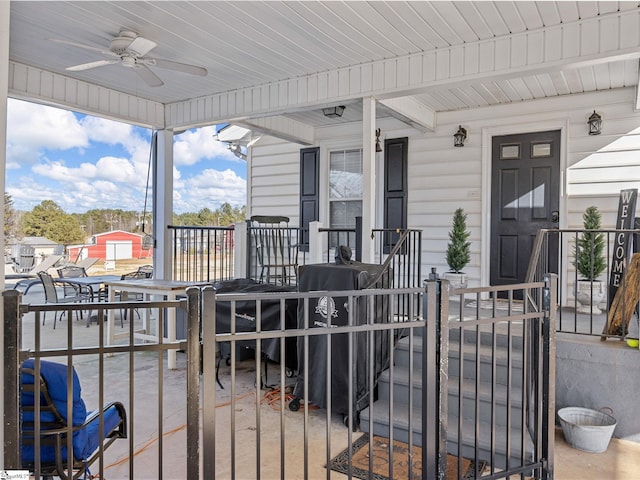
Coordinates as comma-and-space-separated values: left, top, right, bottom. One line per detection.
293, 263, 390, 415
213, 279, 297, 370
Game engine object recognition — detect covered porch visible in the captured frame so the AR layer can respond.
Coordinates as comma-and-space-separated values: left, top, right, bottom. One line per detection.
3, 2, 640, 478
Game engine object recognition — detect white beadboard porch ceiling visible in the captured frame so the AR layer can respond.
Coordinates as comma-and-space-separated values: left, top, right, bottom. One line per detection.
8, 1, 640, 128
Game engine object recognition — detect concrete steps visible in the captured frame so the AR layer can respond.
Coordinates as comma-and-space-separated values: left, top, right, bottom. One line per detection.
360, 323, 533, 470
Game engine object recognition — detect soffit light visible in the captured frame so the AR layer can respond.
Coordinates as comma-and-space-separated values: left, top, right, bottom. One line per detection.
322, 105, 345, 118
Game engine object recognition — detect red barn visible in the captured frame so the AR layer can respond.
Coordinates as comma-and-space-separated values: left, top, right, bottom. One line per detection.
67, 230, 153, 262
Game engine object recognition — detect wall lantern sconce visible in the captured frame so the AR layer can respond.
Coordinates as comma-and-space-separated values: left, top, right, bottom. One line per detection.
453, 125, 467, 147
588, 110, 602, 135
375, 128, 382, 152
322, 105, 345, 118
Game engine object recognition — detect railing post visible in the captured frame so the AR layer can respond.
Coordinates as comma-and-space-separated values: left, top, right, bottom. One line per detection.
423, 279, 448, 479
542, 274, 557, 479
185, 287, 201, 480
3, 289, 22, 469
355, 216, 362, 262
201, 286, 217, 479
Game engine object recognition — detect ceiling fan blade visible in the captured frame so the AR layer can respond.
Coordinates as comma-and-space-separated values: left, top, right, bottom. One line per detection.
128, 36, 157, 57
146, 58, 208, 77
135, 64, 164, 87
66, 59, 119, 71
50, 38, 118, 57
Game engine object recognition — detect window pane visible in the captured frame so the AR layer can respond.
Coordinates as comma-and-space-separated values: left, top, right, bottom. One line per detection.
330, 149, 363, 199
330, 201, 363, 229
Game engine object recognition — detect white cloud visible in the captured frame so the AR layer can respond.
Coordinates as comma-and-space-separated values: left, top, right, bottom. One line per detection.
173, 126, 240, 166
95, 156, 137, 182
176, 168, 247, 211
32, 160, 97, 181
6, 99, 88, 165
80, 116, 135, 147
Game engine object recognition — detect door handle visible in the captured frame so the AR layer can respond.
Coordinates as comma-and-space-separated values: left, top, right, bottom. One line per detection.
551, 211, 559, 223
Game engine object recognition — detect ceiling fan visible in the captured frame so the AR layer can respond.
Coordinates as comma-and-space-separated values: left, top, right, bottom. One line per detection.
51, 30, 208, 87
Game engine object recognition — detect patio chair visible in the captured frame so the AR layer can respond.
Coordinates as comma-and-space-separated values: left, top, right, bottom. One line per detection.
74, 257, 99, 271
116, 271, 149, 326
38, 272, 88, 329
57, 266, 92, 300
12, 245, 36, 274
250, 215, 299, 285
13, 254, 64, 294
20, 358, 127, 480
136, 264, 154, 277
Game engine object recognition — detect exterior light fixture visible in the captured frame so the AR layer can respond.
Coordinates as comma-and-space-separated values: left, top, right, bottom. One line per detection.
588, 111, 602, 135
454, 125, 467, 147
227, 143, 246, 160
375, 128, 382, 152
322, 105, 345, 118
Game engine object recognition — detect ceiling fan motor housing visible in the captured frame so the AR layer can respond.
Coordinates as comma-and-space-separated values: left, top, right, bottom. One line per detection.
109, 31, 137, 54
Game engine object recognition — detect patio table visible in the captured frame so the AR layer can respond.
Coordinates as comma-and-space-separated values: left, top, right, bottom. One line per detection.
54, 275, 121, 326
55, 274, 121, 300
105, 279, 207, 369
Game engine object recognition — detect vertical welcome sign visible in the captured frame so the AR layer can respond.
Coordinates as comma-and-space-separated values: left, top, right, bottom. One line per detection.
608, 188, 638, 307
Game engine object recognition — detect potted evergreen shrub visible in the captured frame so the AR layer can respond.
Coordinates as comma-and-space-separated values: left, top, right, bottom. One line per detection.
443, 208, 471, 289
574, 205, 607, 314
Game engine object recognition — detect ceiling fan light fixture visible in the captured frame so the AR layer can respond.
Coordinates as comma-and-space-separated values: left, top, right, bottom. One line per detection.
322, 105, 345, 118
121, 56, 136, 68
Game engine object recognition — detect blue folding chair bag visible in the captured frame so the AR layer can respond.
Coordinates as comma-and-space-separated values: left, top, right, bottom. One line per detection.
20, 359, 122, 464
20, 359, 127, 479
21, 359, 88, 464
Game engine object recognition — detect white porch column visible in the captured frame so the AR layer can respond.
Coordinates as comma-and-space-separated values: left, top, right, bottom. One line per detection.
308, 221, 324, 264
361, 97, 376, 263
153, 130, 174, 280
0, 0, 10, 461
233, 220, 247, 279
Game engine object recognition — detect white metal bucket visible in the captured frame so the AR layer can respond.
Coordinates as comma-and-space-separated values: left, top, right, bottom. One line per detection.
558, 407, 617, 453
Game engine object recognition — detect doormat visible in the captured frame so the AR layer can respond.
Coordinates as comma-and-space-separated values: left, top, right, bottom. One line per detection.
327, 434, 486, 480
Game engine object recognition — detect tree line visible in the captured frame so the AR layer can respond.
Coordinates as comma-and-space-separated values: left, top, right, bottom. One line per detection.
4, 194, 246, 246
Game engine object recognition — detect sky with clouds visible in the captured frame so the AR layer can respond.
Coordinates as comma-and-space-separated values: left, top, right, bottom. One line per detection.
5, 98, 247, 214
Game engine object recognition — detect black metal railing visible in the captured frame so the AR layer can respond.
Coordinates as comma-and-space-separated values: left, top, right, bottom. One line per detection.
318, 217, 361, 262
197, 276, 554, 479
443, 276, 556, 479
3, 290, 201, 479
317, 218, 422, 291
526, 228, 640, 340
6, 274, 555, 479
168, 225, 235, 283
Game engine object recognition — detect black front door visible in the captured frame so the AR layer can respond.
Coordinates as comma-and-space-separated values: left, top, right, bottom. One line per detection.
490, 130, 560, 295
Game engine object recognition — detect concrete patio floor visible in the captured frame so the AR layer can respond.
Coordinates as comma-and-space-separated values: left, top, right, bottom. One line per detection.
11, 283, 640, 479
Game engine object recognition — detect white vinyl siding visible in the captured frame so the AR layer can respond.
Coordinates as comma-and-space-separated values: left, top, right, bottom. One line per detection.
248, 136, 300, 223
248, 87, 640, 288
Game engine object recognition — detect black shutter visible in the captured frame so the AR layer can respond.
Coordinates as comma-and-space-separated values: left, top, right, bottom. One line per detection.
299, 147, 320, 252
383, 137, 408, 253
